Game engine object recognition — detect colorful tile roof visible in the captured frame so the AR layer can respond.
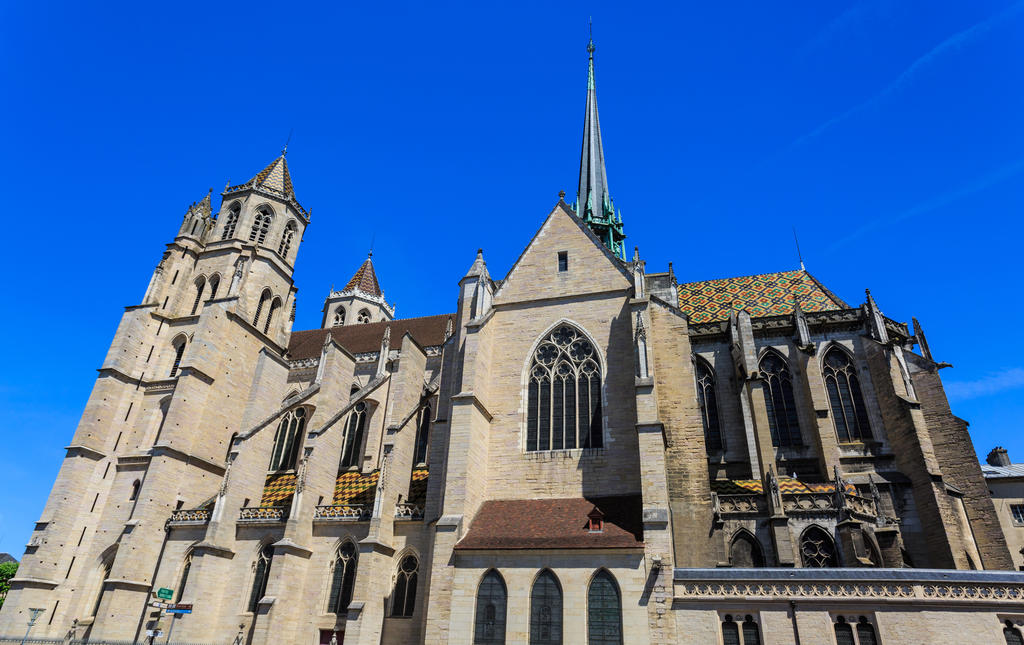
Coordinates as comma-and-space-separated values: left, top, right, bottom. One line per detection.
710, 478, 856, 495
250, 155, 294, 196
333, 470, 379, 506
343, 255, 382, 296
260, 472, 297, 507
408, 468, 428, 506
677, 269, 848, 324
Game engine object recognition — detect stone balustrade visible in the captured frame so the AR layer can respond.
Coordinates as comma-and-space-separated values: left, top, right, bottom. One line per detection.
238, 506, 288, 523
166, 508, 211, 526
394, 503, 424, 521
313, 504, 370, 521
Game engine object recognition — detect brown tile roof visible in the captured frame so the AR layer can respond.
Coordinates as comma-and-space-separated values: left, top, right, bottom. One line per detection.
455, 495, 644, 550
287, 313, 454, 360
677, 269, 849, 324
251, 155, 294, 195
343, 256, 382, 296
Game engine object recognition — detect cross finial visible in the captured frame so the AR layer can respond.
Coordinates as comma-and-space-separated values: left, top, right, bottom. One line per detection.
587, 18, 595, 55
282, 128, 293, 156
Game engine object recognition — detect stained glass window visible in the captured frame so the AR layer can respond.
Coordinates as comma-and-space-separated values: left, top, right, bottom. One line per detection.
823, 348, 871, 442
526, 325, 602, 452
760, 351, 802, 447
327, 541, 358, 615
529, 570, 562, 644
340, 402, 367, 469
474, 570, 507, 644
391, 554, 418, 617
248, 544, 274, 612
269, 408, 306, 472
695, 359, 722, 452
587, 570, 622, 644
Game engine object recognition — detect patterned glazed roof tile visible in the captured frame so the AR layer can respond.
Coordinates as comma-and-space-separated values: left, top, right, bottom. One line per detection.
678, 269, 848, 324
260, 472, 297, 506
343, 255, 382, 296
408, 468, 428, 506
250, 155, 294, 195
333, 470, 379, 505
710, 478, 856, 495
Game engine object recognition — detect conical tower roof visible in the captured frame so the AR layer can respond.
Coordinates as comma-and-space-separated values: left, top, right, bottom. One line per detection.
248, 155, 294, 196
343, 254, 382, 296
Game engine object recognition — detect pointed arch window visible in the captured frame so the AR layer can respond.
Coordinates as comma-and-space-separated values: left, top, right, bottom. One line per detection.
823, 348, 871, 442
760, 351, 802, 447
327, 541, 358, 615
190, 276, 206, 315
527, 325, 602, 452
278, 220, 297, 257
249, 208, 273, 245
207, 275, 220, 301
695, 358, 722, 452
414, 402, 431, 465
1004, 620, 1024, 645
529, 570, 562, 644
129, 479, 141, 501
340, 402, 367, 469
169, 337, 186, 377
253, 289, 272, 328
357, 309, 371, 324
91, 558, 113, 618
800, 526, 838, 568
247, 544, 274, 612
729, 530, 765, 567
474, 569, 507, 644
390, 554, 418, 617
221, 204, 240, 240
175, 553, 192, 603
333, 308, 346, 327
587, 570, 622, 645
263, 297, 282, 334
269, 408, 306, 472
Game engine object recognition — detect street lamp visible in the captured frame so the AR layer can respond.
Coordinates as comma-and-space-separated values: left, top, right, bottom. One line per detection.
20, 608, 45, 645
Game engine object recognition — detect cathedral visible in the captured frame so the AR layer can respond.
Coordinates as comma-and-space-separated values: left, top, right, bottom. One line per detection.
3, 40, 1024, 645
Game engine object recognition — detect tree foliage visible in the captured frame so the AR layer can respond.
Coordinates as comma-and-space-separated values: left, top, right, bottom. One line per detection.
0, 561, 18, 609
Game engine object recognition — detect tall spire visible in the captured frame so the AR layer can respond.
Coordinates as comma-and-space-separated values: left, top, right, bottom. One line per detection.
343, 253, 383, 297
576, 33, 626, 259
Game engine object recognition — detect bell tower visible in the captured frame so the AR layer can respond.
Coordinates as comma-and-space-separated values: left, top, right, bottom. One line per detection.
320, 253, 395, 327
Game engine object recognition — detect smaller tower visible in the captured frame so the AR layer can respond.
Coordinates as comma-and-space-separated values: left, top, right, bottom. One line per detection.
321, 254, 395, 327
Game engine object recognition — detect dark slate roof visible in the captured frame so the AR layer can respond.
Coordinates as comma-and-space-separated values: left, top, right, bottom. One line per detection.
677, 269, 849, 324
673, 567, 1024, 584
344, 255, 383, 296
455, 495, 643, 550
287, 314, 453, 360
981, 463, 1024, 479
0, 553, 16, 564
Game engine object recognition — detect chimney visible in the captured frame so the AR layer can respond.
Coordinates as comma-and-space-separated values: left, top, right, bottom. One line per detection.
987, 446, 1011, 467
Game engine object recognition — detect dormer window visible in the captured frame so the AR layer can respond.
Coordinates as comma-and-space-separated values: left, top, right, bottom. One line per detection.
587, 507, 604, 533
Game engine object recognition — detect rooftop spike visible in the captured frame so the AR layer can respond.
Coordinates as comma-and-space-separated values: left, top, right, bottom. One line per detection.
576, 32, 626, 259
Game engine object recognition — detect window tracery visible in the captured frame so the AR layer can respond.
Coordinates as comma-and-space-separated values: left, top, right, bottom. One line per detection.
340, 402, 367, 469
526, 325, 602, 452
800, 526, 838, 568
249, 208, 273, 245
587, 570, 622, 645
278, 220, 297, 257
823, 348, 871, 442
390, 554, 418, 617
760, 351, 801, 447
357, 309, 371, 324
269, 407, 306, 472
695, 358, 722, 452
474, 569, 507, 644
333, 308, 346, 327
530, 570, 562, 644
247, 544, 273, 612
221, 204, 239, 240
327, 541, 358, 615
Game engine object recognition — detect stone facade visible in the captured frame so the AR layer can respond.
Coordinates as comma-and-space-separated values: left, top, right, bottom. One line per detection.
2, 42, 1022, 645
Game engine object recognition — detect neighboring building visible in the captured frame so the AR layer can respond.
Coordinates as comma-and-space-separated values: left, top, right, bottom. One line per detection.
2, 38, 1023, 645
983, 447, 1024, 571
0, 555, 15, 566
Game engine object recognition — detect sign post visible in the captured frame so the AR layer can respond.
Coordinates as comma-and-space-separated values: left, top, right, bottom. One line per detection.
157, 588, 174, 600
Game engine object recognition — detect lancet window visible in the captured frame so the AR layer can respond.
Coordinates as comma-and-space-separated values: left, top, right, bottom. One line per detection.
526, 325, 602, 452
169, 337, 186, 377
249, 207, 273, 245
175, 553, 192, 603
263, 297, 282, 334
474, 569, 507, 644
268, 407, 306, 472
800, 526, 838, 568
823, 348, 871, 442
760, 351, 801, 447
253, 289, 272, 328
247, 544, 274, 612
414, 402, 431, 465
207, 274, 220, 301
333, 308, 345, 326
278, 220, 297, 257
729, 530, 764, 567
695, 358, 722, 452
529, 570, 562, 644
327, 541, 358, 615
340, 402, 367, 469
390, 554, 418, 617
190, 277, 206, 315
221, 204, 239, 239
587, 570, 622, 645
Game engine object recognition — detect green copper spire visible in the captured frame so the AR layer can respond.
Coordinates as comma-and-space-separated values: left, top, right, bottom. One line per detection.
576, 34, 626, 259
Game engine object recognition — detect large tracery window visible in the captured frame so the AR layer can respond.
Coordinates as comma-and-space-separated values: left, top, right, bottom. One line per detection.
269, 407, 306, 472
249, 207, 273, 245
529, 570, 562, 644
474, 569, 507, 644
587, 570, 622, 645
526, 325, 602, 452
695, 358, 723, 452
800, 526, 838, 568
340, 402, 367, 469
278, 220, 297, 257
760, 351, 802, 447
247, 544, 274, 612
221, 204, 239, 239
823, 348, 871, 442
327, 541, 358, 615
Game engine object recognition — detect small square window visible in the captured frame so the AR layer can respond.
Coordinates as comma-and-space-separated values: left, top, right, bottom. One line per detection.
1011, 504, 1024, 525
557, 251, 568, 272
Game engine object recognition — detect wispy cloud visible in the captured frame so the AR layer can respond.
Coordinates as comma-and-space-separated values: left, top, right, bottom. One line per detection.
782, 2, 1024, 153
946, 368, 1024, 402
797, 1, 889, 59
825, 157, 1024, 251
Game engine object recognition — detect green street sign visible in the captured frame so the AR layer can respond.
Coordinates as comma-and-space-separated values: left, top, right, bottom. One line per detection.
157, 588, 174, 600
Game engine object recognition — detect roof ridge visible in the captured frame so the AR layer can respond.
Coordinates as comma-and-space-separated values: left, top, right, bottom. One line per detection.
678, 267, 805, 287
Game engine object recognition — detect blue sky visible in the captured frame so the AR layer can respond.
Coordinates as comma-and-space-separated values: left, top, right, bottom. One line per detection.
0, 1, 1022, 556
